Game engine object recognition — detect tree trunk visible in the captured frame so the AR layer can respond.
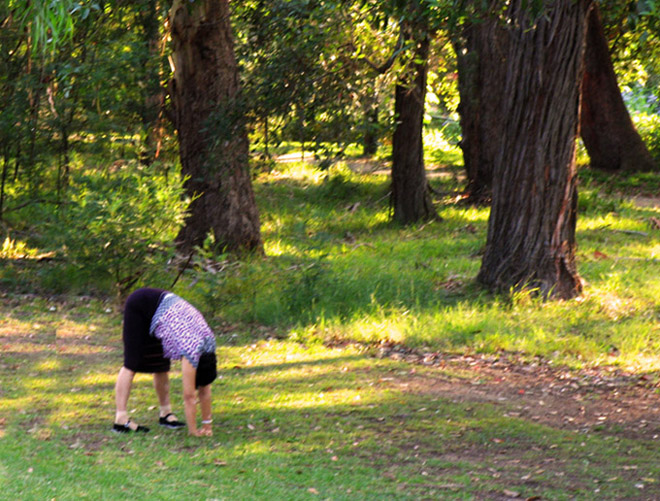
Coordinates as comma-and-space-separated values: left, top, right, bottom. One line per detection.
454, 7, 506, 204
390, 27, 438, 224
477, 0, 590, 300
169, 0, 262, 255
0, 152, 9, 221
580, 5, 656, 171
138, 0, 165, 165
361, 86, 379, 156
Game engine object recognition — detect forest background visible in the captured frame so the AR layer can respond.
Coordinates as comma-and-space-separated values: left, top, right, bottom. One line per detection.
2, 1, 660, 498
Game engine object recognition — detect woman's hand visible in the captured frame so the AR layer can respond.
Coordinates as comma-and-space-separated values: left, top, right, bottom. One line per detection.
189, 426, 212, 437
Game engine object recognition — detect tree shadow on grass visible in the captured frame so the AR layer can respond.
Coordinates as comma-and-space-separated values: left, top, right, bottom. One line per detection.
3, 327, 660, 499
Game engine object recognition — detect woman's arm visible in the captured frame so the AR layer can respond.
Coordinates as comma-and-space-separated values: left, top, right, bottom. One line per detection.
198, 384, 212, 436
181, 357, 199, 435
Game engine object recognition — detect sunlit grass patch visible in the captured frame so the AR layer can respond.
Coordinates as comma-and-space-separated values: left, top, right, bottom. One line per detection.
2, 301, 660, 499
55, 320, 102, 339
180, 158, 660, 371
0, 237, 42, 259
1, 343, 55, 354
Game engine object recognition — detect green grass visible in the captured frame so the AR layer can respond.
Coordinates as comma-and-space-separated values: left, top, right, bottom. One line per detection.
2, 147, 660, 498
168, 158, 660, 373
2, 299, 660, 499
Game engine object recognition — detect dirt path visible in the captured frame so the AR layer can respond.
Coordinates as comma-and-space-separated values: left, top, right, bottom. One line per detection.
374, 345, 660, 441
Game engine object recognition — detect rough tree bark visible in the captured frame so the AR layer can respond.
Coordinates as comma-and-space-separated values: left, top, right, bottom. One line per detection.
169, 0, 262, 255
454, 5, 506, 204
477, 0, 591, 299
390, 23, 438, 224
457, 2, 655, 206
580, 4, 656, 172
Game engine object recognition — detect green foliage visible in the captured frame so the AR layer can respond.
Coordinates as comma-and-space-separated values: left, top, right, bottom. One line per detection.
578, 186, 622, 215
0, 237, 39, 259
51, 162, 187, 297
235, 1, 397, 159
633, 112, 660, 160
12, 0, 79, 54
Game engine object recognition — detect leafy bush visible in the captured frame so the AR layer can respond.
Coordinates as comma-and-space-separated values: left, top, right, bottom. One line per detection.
52, 162, 187, 298
633, 112, 660, 161
578, 188, 621, 214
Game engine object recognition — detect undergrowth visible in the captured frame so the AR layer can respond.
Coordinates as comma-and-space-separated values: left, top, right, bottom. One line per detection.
2, 151, 660, 370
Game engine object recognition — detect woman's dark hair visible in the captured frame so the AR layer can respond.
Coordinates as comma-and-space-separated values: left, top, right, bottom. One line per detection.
196, 352, 217, 388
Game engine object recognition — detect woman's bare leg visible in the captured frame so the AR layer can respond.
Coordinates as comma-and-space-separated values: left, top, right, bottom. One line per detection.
115, 366, 136, 427
153, 371, 172, 417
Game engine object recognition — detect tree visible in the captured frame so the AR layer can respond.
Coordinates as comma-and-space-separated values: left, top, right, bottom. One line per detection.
135, 0, 168, 164
453, 3, 504, 204
0, 0, 79, 218
235, 1, 393, 163
390, 7, 439, 224
457, 2, 657, 204
237, 0, 442, 224
477, 0, 590, 299
580, 4, 656, 171
168, 0, 262, 255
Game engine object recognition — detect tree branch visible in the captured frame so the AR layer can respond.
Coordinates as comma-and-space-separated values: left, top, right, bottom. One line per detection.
351, 25, 406, 75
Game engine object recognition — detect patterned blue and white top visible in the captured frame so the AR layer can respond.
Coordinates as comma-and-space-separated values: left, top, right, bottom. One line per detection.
149, 293, 216, 368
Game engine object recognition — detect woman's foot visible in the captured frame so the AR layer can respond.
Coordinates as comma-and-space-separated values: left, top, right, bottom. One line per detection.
159, 412, 185, 430
112, 419, 150, 433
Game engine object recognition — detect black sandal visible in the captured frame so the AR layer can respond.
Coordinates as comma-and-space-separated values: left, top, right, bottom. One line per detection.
159, 413, 185, 430
112, 419, 150, 433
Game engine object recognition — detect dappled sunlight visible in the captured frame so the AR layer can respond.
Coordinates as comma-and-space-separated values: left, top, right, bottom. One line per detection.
241, 386, 373, 412
214, 340, 389, 413
591, 290, 637, 321
440, 204, 490, 225
55, 344, 110, 355
343, 317, 407, 345
650, 242, 660, 258
620, 354, 660, 373
0, 320, 55, 338
56, 321, 100, 339
33, 358, 62, 371
1, 343, 55, 354
268, 162, 327, 184
23, 377, 58, 392
263, 239, 289, 257
579, 213, 630, 231
0, 236, 44, 259
76, 373, 116, 386
228, 440, 272, 457
230, 339, 362, 369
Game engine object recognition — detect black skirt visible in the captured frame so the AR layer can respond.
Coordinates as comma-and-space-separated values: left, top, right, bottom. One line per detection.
122, 288, 171, 373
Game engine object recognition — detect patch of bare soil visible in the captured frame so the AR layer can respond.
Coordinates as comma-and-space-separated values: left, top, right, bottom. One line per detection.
632, 196, 660, 209
376, 345, 660, 441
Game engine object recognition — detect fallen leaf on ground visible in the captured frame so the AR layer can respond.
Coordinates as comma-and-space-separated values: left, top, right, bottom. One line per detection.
594, 250, 609, 260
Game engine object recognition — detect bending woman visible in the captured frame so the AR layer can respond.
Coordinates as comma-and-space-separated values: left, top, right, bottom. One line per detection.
113, 288, 217, 436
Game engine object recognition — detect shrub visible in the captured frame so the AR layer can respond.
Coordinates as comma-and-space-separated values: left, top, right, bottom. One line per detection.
633, 112, 660, 161
52, 162, 187, 298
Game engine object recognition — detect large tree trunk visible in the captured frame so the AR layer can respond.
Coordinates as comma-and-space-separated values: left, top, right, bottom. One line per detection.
457, 2, 654, 206
477, 0, 590, 300
390, 26, 438, 224
454, 7, 506, 204
580, 5, 656, 171
169, 0, 262, 255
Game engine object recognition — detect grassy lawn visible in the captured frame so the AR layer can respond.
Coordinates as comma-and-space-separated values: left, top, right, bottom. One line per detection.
2, 294, 660, 500
2, 153, 660, 499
